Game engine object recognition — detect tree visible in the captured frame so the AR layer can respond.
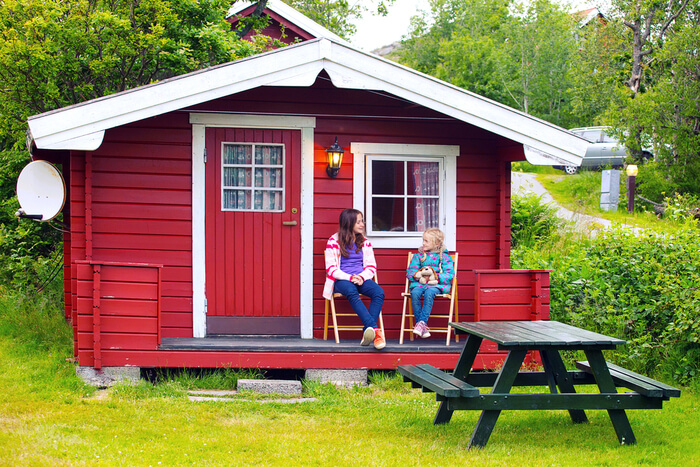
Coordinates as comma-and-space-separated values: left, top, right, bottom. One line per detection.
593, 0, 700, 195
497, 0, 579, 127
398, 0, 513, 102
612, 0, 691, 95
397, 0, 578, 127
0, 0, 279, 286
282, 0, 395, 39
0, 0, 274, 142
568, 12, 630, 127
622, 4, 700, 194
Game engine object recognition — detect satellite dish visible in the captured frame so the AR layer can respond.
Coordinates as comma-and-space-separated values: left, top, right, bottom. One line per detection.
16, 160, 66, 222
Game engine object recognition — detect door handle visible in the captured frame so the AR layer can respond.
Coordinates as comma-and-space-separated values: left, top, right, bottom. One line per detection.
282, 221, 297, 226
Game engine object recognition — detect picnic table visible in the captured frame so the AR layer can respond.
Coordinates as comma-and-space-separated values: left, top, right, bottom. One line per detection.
398, 320, 680, 449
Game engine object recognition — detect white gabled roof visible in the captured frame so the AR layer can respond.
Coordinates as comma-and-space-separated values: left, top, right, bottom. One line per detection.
27, 37, 587, 165
226, 0, 348, 44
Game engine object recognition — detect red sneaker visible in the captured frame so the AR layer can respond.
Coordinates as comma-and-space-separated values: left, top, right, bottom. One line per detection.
374, 328, 386, 350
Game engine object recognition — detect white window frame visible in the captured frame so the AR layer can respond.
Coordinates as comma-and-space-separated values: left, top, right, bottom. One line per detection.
366, 155, 444, 236
352, 143, 458, 250
221, 142, 285, 212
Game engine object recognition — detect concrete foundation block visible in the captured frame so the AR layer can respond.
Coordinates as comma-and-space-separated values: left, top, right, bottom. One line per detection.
76, 366, 141, 388
237, 379, 302, 395
305, 369, 368, 388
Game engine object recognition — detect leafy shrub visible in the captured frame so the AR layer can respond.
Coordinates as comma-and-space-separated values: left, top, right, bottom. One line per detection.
635, 160, 677, 204
662, 193, 700, 223
515, 225, 700, 385
510, 192, 561, 248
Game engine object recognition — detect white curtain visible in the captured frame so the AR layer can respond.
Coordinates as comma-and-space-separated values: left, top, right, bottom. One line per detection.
412, 162, 439, 231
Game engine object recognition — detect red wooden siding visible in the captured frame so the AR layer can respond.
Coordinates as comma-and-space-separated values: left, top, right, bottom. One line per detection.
74, 261, 162, 368
474, 270, 551, 322
69, 114, 194, 357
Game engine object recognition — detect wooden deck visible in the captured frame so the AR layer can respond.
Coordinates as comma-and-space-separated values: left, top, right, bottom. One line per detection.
128, 336, 516, 371
160, 336, 465, 353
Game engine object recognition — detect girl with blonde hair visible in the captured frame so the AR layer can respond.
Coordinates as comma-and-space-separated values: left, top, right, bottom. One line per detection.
405, 228, 455, 338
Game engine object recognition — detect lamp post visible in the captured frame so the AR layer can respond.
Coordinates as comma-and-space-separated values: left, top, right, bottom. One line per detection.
626, 164, 638, 214
325, 137, 344, 178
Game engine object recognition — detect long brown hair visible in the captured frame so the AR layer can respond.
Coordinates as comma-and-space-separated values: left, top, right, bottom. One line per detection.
338, 208, 365, 258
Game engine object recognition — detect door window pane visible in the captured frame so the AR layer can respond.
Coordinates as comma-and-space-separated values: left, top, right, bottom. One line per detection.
222, 143, 284, 212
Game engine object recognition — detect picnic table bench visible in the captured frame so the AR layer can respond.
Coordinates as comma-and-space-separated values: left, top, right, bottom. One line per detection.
398, 321, 680, 449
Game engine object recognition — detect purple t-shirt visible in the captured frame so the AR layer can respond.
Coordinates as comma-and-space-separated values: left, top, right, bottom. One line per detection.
340, 247, 364, 275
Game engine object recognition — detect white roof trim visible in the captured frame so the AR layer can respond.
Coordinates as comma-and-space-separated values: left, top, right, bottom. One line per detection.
27, 38, 587, 164
226, 0, 347, 44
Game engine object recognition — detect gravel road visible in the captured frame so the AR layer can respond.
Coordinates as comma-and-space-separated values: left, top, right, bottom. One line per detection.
510, 172, 619, 233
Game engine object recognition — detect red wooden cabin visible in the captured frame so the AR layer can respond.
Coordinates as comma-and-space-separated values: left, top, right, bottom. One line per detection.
25, 7, 587, 373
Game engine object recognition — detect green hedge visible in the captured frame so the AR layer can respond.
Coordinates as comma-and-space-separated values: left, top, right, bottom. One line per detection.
512, 211, 700, 386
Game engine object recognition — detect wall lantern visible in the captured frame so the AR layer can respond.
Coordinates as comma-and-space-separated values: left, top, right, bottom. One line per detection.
326, 137, 344, 178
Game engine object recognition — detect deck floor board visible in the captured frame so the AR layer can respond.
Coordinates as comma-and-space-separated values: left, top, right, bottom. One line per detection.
160, 336, 465, 353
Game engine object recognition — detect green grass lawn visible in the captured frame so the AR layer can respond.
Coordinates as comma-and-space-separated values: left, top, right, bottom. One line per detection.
534, 171, 683, 231
1, 337, 698, 466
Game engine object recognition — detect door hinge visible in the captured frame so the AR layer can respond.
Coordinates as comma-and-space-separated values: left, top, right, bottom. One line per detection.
204, 297, 208, 315
203, 148, 207, 164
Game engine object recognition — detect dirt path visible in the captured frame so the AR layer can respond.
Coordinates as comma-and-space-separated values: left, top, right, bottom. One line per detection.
511, 172, 635, 234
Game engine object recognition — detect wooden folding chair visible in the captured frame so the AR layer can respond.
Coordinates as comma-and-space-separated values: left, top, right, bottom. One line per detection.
323, 272, 385, 344
399, 252, 459, 346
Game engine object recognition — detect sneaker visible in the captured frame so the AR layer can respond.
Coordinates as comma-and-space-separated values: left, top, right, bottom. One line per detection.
360, 327, 375, 346
374, 328, 386, 350
413, 321, 425, 337
421, 325, 431, 339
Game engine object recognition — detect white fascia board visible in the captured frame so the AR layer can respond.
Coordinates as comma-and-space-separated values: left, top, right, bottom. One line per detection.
28, 43, 324, 150
35, 130, 106, 151
322, 42, 588, 165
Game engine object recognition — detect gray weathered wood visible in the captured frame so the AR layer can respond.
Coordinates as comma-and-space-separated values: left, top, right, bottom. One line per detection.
576, 361, 680, 399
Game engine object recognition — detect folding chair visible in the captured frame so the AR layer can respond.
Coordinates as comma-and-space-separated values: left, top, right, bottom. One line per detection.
399, 252, 459, 346
323, 272, 385, 344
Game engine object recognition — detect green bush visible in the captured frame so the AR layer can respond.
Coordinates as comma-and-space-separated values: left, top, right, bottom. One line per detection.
635, 160, 677, 204
510, 192, 561, 248
514, 223, 700, 386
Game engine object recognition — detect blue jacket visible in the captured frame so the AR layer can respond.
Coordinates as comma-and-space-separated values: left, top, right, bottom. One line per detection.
406, 249, 455, 294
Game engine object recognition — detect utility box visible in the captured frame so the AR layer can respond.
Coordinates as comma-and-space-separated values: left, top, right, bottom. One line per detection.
600, 169, 620, 212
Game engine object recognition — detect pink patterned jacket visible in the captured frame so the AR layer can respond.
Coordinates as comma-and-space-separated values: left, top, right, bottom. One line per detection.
323, 233, 377, 300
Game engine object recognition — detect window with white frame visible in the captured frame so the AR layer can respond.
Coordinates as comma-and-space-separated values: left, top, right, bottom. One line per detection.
221, 143, 284, 212
367, 156, 443, 234
352, 143, 458, 249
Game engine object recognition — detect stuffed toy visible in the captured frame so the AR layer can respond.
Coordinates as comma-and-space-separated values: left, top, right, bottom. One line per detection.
414, 266, 439, 286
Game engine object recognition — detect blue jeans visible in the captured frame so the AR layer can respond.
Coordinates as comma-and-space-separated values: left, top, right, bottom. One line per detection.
411, 286, 440, 324
333, 279, 384, 330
